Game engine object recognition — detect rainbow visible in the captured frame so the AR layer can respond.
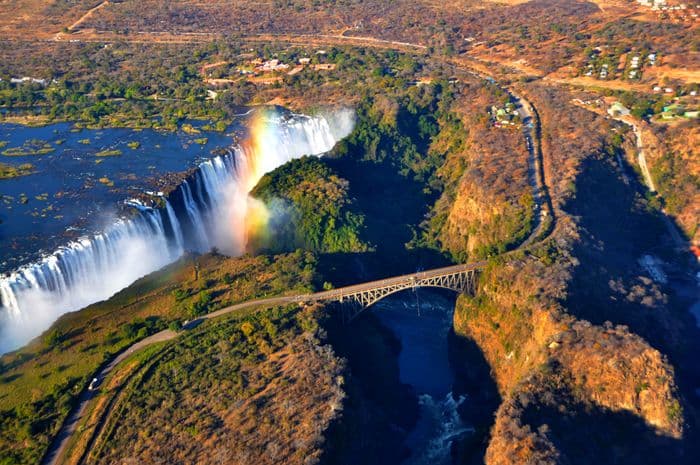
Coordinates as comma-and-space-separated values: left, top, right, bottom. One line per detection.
236, 108, 283, 250
244, 108, 278, 191
0, 107, 355, 352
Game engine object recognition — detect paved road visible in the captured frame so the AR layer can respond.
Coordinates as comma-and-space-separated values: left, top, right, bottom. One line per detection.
40, 329, 178, 465
625, 119, 656, 192
40, 34, 548, 465
41, 296, 298, 465
40, 262, 487, 465
610, 116, 687, 250
515, 97, 550, 246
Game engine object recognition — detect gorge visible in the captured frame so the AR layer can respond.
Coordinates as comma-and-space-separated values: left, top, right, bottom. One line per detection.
0, 35, 696, 465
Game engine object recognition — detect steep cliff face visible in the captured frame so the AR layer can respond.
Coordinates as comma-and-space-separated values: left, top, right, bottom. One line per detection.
439, 84, 690, 463
453, 258, 566, 393
454, 249, 685, 463
485, 355, 682, 465
423, 86, 532, 262
646, 121, 699, 245
442, 181, 534, 259
554, 321, 681, 436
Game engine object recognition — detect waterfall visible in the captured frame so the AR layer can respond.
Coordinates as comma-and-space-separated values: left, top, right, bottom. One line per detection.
165, 200, 185, 256
0, 108, 355, 353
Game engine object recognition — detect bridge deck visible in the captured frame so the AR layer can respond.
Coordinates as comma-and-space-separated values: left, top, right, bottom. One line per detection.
307, 261, 486, 303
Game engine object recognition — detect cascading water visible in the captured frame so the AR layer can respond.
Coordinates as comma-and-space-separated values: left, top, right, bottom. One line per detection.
0, 108, 355, 353
404, 393, 474, 465
373, 292, 474, 465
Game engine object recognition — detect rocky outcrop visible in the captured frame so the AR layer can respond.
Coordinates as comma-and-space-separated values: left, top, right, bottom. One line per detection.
424, 85, 531, 261
445, 84, 689, 463
455, 255, 684, 463
554, 321, 682, 437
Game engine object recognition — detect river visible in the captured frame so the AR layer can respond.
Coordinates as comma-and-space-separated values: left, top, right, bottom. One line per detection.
372, 290, 474, 465
0, 108, 355, 353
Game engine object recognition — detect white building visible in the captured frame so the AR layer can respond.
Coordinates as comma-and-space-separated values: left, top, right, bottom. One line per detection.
608, 102, 631, 117
10, 77, 47, 86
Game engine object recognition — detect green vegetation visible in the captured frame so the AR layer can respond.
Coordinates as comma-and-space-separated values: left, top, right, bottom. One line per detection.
180, 123, 201, 134
87, 304, 342, 465
201, 121, 228, 132
650, 150, 698, 236
0, 251, 320, 465
0, 162, 33, 179
94, 149, 122, 157
2, 139, 53, 156
0, 39, 446, 131
126, 141, 140, 149
333, 88, 444, 187
179, 289, 212, 318
668, 399, 683, 423
251, 156, 369, 254
615, 90, 666, 120
193, 137, 208, 145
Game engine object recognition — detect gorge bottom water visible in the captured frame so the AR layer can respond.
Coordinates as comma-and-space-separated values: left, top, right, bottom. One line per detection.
372, 290, 474, 465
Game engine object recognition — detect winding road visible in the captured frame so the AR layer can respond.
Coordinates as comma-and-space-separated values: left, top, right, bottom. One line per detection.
40, 32, 554, 465
39, 329, 177, 465
41, 263, 487, 465
40, 297, 293, 465
514, 94, 553, 246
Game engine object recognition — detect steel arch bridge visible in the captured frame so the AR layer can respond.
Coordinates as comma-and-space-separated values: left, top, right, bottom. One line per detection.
307, 262, 485, 321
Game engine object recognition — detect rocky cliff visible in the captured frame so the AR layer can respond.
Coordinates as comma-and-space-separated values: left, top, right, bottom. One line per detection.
436, 84, 692, 463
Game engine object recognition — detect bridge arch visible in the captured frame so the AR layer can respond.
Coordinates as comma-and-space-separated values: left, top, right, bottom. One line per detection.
313, 265, 482, 321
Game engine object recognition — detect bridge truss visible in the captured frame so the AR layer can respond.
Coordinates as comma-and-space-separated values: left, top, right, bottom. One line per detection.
314, 266, 481, 321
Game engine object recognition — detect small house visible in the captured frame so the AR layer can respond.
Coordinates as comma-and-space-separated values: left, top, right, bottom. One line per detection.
607, 102, 631, 117
661, 103, 684, 119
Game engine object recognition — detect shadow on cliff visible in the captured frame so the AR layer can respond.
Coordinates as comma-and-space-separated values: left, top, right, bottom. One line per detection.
449, 331, 502, 464
317, 152, 451, 286
562, 152, 700, 460
563, 153, 700, 365
521, 385, 685, 465
320, 310, 419, 465
325, 153, 440, 257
